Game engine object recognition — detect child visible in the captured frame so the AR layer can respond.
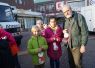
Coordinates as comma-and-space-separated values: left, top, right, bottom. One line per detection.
44, 17, 63, 68
27, 25, 48, 68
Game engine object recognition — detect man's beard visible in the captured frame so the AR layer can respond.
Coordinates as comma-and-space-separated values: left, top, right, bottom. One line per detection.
66, 14, 72, 18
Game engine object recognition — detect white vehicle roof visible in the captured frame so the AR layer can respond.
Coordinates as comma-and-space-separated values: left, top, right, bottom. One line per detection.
0, 2, 10, 6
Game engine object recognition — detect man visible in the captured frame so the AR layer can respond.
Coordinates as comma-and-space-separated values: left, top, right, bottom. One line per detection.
61, 5, 88, 68
36, 19, 44, 31
36, 19, 46, 36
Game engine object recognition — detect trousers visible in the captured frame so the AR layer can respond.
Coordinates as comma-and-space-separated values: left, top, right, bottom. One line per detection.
67, 47, 82, 68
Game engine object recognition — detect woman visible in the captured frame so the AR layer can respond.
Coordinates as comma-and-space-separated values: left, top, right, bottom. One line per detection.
44, 17, 63, 68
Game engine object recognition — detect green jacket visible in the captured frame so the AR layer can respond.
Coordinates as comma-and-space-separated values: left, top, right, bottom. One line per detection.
27, 35, 48, 65
64, 11, 88, 48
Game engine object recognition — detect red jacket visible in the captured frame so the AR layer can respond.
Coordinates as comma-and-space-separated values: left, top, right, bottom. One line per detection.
44, 26, 63, 60
0, 29, 19, 56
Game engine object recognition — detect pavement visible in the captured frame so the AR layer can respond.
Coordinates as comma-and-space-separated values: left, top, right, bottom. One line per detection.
17, 31, 95, 68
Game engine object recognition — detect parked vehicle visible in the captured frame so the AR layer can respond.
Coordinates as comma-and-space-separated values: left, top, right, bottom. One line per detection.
0, 2, 22, 46
81, 5, 95, 32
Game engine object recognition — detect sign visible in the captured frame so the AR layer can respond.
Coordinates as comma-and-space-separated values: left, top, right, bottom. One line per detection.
56, 1, 64, 11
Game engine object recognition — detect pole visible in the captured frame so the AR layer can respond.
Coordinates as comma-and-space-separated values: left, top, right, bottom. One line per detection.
54, 0, 56, 16
64, 0, 67, 4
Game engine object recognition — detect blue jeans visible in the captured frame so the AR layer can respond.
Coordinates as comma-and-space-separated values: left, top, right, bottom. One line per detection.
50, 58, 60, 68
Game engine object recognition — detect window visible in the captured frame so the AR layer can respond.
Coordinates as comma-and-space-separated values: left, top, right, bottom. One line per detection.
15, 0, 22, 4
0, 5, 14, 22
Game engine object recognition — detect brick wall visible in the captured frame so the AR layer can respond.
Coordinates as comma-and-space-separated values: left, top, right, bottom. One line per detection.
0, 0, 34, 10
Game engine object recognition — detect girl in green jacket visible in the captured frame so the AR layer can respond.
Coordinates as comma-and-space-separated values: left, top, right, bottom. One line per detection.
27, 25, 48, 68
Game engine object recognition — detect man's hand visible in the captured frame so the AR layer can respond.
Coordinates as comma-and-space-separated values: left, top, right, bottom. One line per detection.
63, 29, 68, 33
80, 45, 86, 53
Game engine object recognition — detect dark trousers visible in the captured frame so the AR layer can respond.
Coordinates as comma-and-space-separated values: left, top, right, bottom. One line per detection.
67, 47, 82, 68
0, 53, 15, 68
14, 54, 21, 68
0, 39, 15, 68
50, 58, 60, 68
34, 63, 45, 68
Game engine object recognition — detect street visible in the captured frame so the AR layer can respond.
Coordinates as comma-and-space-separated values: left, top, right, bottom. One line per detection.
0, 1, 95, 68
18, 31, 95, 68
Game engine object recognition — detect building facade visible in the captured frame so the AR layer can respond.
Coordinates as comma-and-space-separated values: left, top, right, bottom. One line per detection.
0, 0, 88, 29
0, 0, 34, 10
34, 0, 85, 16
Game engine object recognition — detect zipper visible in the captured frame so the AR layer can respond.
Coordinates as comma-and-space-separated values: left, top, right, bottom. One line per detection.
37, 36, 40, 48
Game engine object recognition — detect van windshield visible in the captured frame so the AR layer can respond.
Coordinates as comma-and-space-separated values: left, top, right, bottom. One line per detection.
0, 5, 14, 22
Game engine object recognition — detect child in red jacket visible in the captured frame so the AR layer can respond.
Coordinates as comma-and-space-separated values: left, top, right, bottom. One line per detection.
44, 17, 63, 68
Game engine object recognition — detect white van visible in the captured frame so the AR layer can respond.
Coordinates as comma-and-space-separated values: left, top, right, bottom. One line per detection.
0, 2, 22, 46
81, 5, 95, 32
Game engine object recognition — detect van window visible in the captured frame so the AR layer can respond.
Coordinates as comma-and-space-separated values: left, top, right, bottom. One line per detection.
0, 5, 14, 22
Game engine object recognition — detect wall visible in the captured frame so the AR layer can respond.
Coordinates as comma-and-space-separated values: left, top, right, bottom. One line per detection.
0, 0, 34, 10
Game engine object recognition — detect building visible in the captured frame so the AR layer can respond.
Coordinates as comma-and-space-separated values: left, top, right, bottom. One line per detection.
34, 0, 85, 24
34, 0, 86, 15
0, 0, 90, 29
0, 0, 34, 10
